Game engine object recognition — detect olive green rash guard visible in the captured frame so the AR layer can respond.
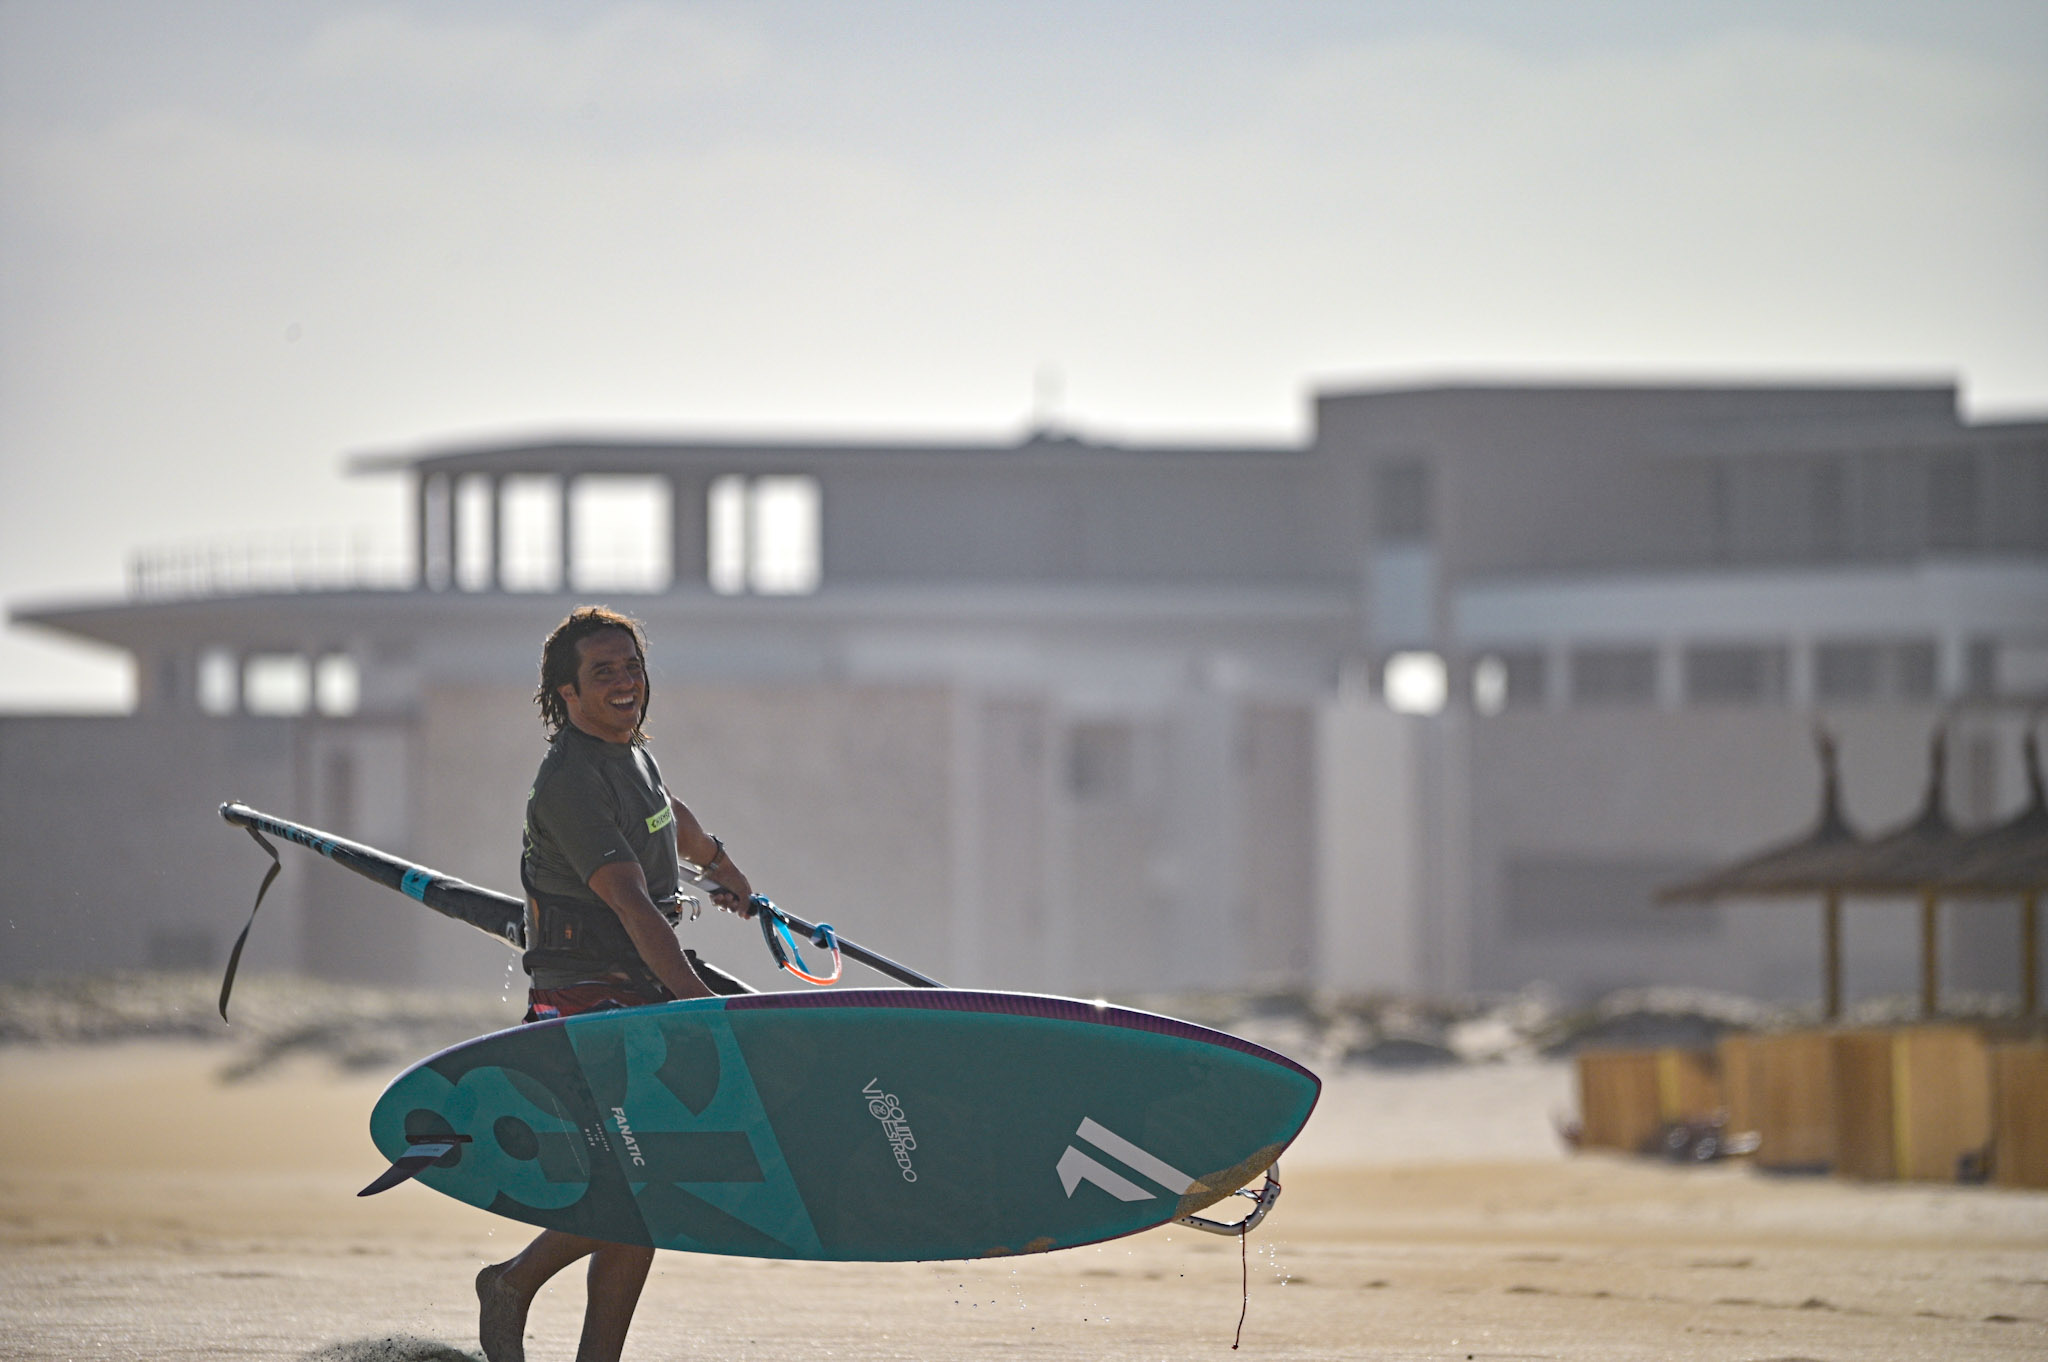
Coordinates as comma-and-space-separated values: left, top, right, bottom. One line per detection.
523, 724, 682, 929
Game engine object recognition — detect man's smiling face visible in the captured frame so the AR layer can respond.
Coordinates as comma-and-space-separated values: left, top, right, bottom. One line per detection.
558, 627, 646, 744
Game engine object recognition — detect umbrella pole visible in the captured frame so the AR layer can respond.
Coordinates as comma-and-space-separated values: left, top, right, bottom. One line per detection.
1919, 889, 1941, 1019
1823, 891, 1843, 1021
2023, 891, 2040, 1018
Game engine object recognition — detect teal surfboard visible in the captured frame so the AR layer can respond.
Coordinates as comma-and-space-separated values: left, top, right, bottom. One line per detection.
367, 990, 1319, 1261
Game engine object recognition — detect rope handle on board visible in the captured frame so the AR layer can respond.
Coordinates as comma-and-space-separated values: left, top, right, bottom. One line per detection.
1174, 1164, 1282, 1238
1171, 1165, 1283, 1351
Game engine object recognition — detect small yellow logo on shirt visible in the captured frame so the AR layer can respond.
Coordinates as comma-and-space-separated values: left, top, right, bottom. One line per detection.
645, 805, 674, 835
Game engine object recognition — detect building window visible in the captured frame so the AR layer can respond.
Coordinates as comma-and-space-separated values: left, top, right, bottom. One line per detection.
314, 654, 360, 717
708, 475, 821, 596
1372, 459, 1432, 543
197, 648, 239, 715
1815, 641, 1879, 701
2000, 640, 2048, 698
708, 476, 748, 593
571, 475, 672, 593
1965, 638, 1998, 699
1927, 453, 1980, 552
1815, 638, 1941, 703
1683, 643, 1788, 705
243, 653, 311, 715
454, 475, 496, 591
1708, 463, 1732, 562
1569, 646, 1657, 706
1473, 650, 1546, 714
1810, 459, 1848, 559
1472, 655, 1509, 716
500, 475, 564, 592
1383, 651, 1447, 715
419, 472, 453, 591
1895, 640, 1938, 700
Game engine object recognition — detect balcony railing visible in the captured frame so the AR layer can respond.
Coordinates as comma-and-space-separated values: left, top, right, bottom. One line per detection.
128, 534, 411, 600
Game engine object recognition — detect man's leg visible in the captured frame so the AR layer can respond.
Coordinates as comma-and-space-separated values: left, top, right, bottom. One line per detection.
575, 1241, 657, 1362
478, 1228, 607, 1362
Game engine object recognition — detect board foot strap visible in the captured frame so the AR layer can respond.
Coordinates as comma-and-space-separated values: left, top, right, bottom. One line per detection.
359, 1134, 473, 1197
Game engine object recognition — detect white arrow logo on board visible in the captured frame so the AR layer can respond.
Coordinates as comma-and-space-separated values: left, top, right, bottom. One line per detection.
1057, 1116, 1196, 1202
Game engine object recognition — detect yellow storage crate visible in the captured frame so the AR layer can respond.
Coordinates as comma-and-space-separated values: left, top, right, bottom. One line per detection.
1991, 1042, 2048, 1189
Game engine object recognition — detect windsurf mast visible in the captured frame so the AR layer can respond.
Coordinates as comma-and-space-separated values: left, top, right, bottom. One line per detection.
216, 801, 944, 1016
216, 801, 526, 1020
220, 802, 526, 944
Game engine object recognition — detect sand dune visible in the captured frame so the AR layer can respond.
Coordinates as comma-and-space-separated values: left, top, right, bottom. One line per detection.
3, 1040, 2044, 1361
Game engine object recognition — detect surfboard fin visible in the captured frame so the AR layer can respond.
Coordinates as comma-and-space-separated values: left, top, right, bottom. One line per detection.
359, 1134, 473, 1197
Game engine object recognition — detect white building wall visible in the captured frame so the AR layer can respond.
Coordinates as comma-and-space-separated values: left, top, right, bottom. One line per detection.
1162, 690, 1245, 989
0, 715, 355, 982
297, 723, 421, 983
1314, 699, 1425, 998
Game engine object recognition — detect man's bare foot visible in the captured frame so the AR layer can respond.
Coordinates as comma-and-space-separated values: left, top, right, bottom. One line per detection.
476, 1261, 528, 1362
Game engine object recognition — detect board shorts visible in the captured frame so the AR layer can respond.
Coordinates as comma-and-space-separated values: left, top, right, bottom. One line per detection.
525, 977, 670, 1023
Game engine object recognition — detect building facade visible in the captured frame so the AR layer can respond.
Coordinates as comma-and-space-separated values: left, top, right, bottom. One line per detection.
8, 382, 2045, 1004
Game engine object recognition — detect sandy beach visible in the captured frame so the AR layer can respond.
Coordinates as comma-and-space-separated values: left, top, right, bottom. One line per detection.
3, 1038, 2045, 1362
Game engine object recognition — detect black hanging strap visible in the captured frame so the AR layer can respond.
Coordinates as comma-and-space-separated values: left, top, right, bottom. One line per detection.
217, 823, 282, 1022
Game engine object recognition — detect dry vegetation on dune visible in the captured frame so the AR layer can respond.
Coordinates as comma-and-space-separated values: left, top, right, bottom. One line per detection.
9, 969, 2026, 1078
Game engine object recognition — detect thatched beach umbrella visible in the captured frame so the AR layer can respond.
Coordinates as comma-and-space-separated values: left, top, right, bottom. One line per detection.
1821, 728, 1964, 1016
1660, 728, 1865, 1018
1664, 723, 2046, 1020
1932, 729, 2047, 1013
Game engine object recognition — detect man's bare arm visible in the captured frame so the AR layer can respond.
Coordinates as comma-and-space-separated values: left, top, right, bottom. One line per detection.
669, 797, 755, 914
586, 860, 713, 1000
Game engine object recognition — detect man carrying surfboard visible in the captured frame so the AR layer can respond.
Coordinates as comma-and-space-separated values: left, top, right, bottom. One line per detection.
476, 604, 755, 1362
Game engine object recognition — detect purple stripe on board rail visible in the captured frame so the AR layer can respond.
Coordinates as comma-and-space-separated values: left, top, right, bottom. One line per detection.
723, 989, 1319, 1085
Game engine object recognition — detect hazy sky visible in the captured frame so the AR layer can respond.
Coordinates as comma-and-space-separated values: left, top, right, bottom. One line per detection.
2, 1, 2044, 710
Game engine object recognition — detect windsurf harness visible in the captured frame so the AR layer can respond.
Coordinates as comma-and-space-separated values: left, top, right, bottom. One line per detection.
519, 856, 696, 993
